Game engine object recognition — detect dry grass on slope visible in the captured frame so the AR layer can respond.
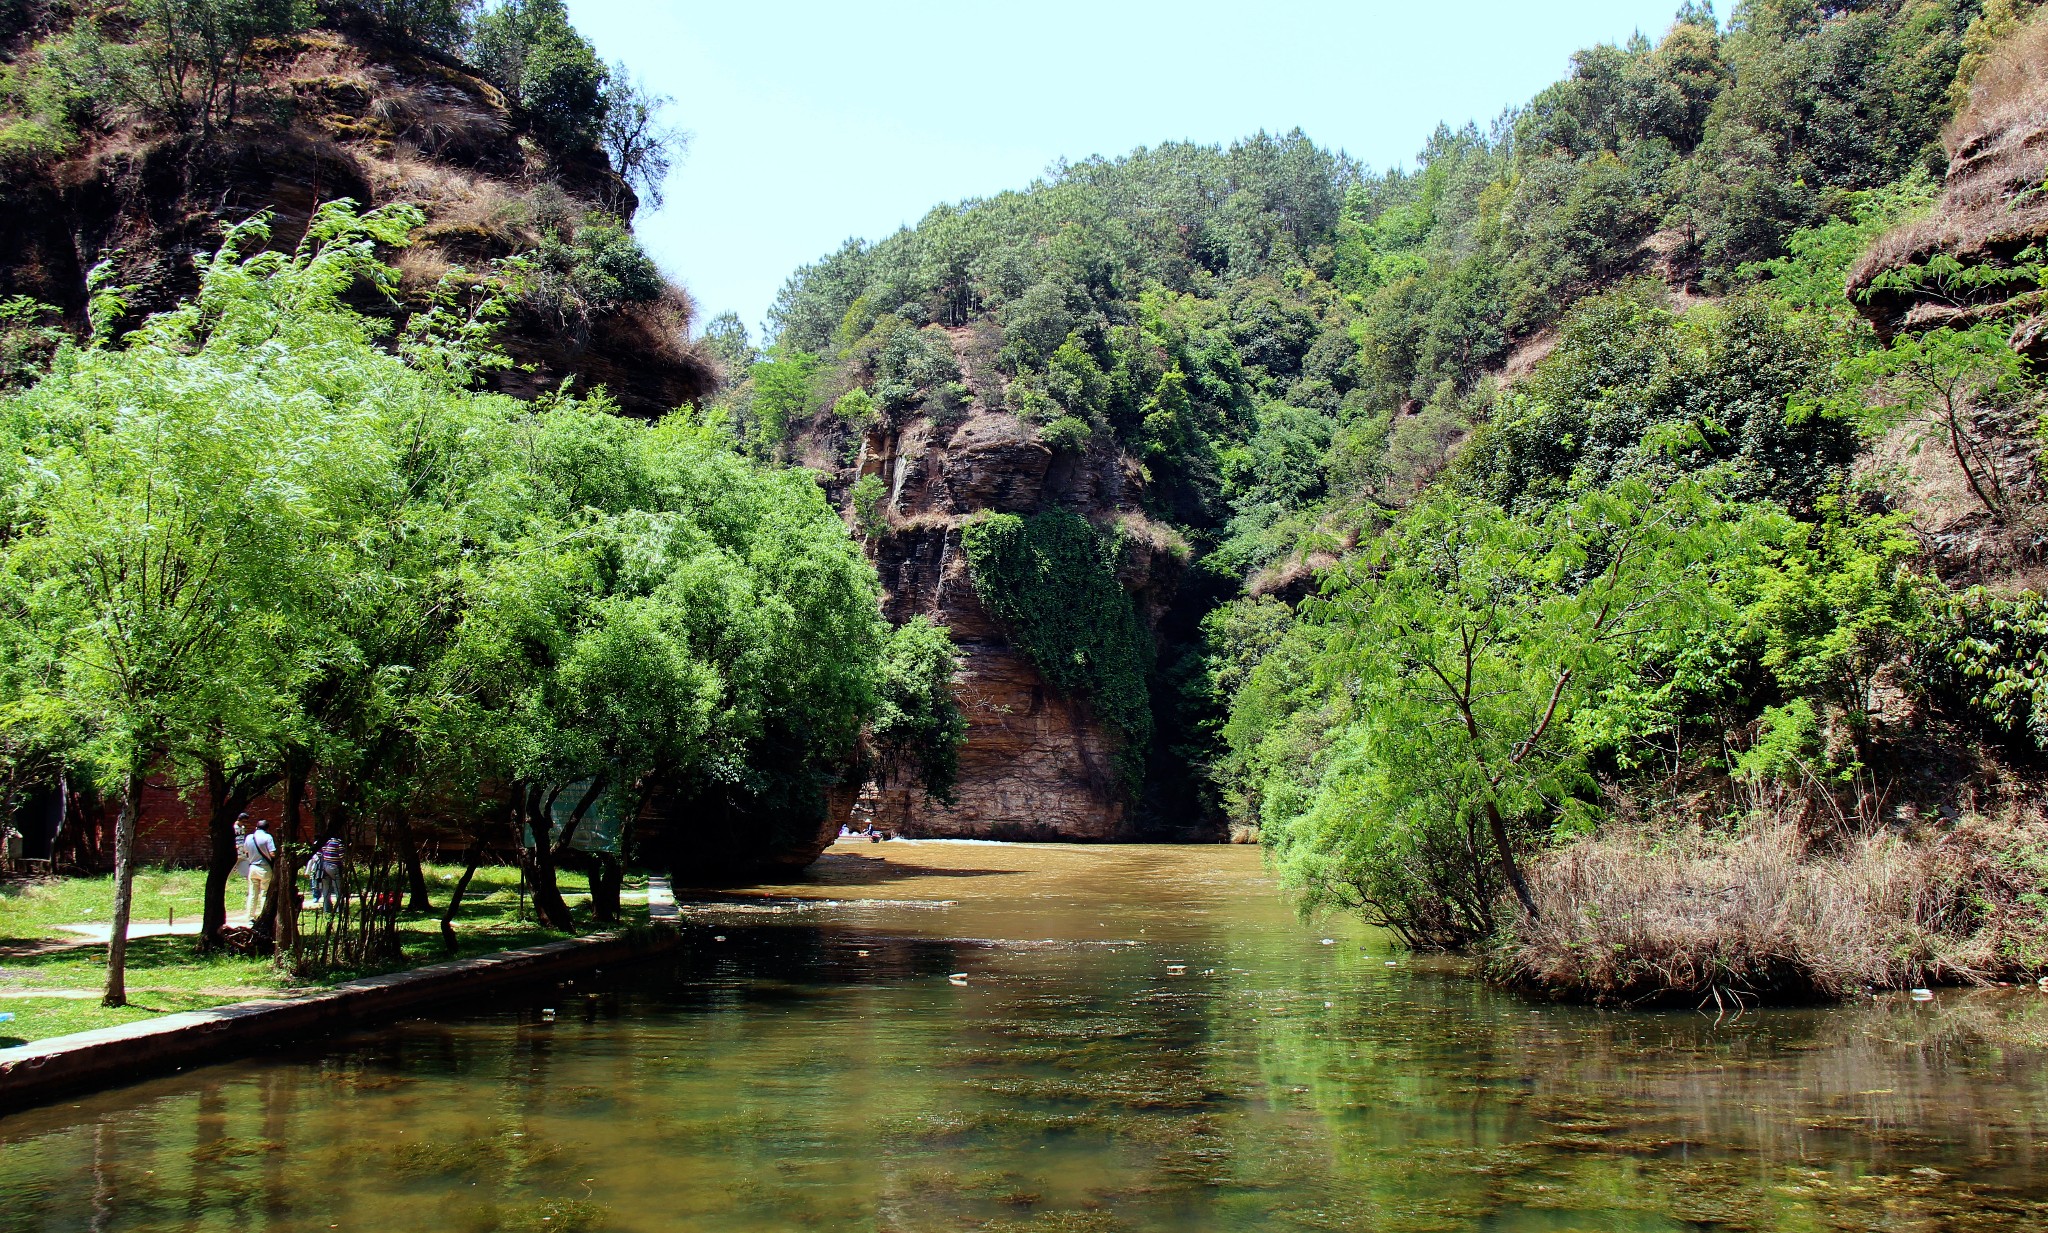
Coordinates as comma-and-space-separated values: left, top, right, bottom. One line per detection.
1850, 14, 2048, 333
1493, 815, 2048, 1007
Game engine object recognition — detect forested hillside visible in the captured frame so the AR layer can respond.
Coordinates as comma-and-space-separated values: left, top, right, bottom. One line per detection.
739, 0, 2048, 1000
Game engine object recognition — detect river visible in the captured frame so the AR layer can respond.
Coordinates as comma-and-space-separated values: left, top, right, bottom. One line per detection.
4, 841, 2048, 1231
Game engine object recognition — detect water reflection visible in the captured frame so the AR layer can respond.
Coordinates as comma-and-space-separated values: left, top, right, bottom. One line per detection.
4, 842, 2048, 1231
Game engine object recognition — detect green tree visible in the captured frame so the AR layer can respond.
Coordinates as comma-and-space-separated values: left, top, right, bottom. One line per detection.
81, 0, 315, 139
469, 0, 607, 147
598, 62, 683, 212
0, 205, 418, 999
866, 617, 966, 805
1277, 481, 1764, 932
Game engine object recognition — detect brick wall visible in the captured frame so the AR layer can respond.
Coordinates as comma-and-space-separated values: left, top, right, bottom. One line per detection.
122, 776, 294, 868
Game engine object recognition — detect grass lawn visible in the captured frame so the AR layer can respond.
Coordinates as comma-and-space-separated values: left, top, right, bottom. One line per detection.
0, 863, 647, 1047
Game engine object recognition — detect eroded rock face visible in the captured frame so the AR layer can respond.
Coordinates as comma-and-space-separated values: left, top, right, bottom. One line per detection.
860, 524, 1130, 840
1849, 22, 2047, 342
0, 17, 715, 413
810, 336, 1183, 841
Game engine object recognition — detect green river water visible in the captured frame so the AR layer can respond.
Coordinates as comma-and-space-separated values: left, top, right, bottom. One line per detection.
5, 841, 2048, 1231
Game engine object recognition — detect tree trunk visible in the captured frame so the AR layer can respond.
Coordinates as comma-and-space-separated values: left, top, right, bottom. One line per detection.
267, 756, 309, 956
397, 812, 432, 913
1483, 798, 1540, 920
589, 854, 622, 924
200, 763, 238, 952
440, 840, 485, 954
102, 767, 146, 1008
199, 763, 275, 951
524, 797, 576, 932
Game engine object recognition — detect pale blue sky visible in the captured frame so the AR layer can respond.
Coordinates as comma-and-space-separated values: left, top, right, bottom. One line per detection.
565, 1, 1699, 340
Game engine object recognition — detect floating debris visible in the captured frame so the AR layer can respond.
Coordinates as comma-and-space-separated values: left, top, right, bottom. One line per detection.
856, 949, 870, 957
948, 973, 969, 986
1166, 964, 1187, 976
540, 1009, 555, 1021
1910, 988, 1934, 1001
713, 936, 726, 942
1320, 938, 1335, 946
1385, 960, 1399, 966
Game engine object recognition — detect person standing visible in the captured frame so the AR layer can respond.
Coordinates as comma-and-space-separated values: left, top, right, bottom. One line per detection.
310, 837, 344, 913
242, 817, 276, 923
231, 813, 251, 883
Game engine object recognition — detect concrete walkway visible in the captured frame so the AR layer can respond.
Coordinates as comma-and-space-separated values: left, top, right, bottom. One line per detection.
646, 874, 678, 921
53, 921, 205, 944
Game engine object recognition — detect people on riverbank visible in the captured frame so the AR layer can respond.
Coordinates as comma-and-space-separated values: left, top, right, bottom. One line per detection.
242, 818, 275, 922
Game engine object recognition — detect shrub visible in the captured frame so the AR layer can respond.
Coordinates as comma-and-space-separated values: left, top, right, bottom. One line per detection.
516, 214, 664, 327
1039, 414, 1092, 453
849, 472, 887, 537
1493, 816, 2027, 1005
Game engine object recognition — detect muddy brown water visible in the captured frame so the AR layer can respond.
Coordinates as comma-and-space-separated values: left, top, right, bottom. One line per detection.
4, 841, 2048, 1231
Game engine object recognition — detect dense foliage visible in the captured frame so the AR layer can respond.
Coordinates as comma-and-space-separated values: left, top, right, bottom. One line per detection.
0, 203, 959, 993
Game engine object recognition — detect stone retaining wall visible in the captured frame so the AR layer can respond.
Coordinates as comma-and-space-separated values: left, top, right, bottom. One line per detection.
0, 927, 682, 1114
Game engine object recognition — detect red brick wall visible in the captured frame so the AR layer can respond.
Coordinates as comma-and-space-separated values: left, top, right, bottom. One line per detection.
120, 776, 294, 868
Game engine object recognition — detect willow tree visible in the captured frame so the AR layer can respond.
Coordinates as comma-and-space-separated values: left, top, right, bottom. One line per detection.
0, 212, 418, 999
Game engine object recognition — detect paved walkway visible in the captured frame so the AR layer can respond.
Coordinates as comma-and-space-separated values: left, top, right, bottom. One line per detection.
1, 919, 217, 959
54, 921, 205, 944
646, 875, 678, 921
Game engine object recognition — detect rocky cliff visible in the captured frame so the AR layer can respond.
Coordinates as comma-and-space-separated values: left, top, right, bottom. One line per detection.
0, 11, 714, 412
1845, 13, 2048, 581
1849, 14, 2047, 361
796, 327, 1186, 841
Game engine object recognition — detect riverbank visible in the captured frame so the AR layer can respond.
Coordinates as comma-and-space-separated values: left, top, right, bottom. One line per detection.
0, 926, 681, 1112
1492, 811, 2048, 1007
0, 864, 646, 1045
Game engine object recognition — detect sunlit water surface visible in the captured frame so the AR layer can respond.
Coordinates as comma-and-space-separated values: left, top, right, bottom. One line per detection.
6, 841, 2048, 1231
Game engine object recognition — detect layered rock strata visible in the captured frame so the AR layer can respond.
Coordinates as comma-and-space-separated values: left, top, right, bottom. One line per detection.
809, 349, 1180, 841
1849, 18, 2047, 360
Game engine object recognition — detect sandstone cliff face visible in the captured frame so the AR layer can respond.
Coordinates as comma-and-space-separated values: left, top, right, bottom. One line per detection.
1849, 16, 2047, 360
1845, 16, 2048, 582
0, 16, 715, 412
805, 332, 1182, 841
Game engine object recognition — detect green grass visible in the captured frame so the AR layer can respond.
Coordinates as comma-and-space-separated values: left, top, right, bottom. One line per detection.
0, 863, 648, 1047
0, 865, 211, 942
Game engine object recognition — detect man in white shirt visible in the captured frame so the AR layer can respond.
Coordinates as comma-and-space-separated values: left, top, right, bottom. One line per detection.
243, 817, 277, 922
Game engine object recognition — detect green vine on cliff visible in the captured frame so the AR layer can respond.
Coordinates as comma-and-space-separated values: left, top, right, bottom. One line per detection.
960, 509, 1152, 793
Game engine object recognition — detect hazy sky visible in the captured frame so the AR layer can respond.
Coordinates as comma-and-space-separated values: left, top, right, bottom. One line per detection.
564, 1, 1696, 340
